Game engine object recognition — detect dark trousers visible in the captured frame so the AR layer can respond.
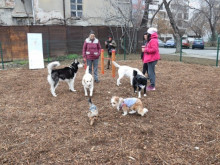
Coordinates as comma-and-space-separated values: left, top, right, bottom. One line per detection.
147, 60, 158, 87
142, 63, 148, 76
107, 52, 112, 69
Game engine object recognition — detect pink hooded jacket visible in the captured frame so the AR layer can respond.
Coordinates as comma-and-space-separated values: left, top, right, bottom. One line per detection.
143, 32, 160, 63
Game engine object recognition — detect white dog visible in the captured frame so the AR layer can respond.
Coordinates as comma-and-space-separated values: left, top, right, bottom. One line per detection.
111, 96, 148, 116
112, 61, 144, 86
82, 66, 94, 96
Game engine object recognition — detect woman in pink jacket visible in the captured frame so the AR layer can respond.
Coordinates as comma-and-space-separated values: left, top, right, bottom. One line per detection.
82, 31, 101, 83
142, 27, 160, 91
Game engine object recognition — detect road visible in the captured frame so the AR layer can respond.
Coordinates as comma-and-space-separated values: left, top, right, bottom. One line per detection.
159, 48, 219, 60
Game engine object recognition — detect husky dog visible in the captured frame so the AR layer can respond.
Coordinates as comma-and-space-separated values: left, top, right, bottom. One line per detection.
47, 60, 83, 97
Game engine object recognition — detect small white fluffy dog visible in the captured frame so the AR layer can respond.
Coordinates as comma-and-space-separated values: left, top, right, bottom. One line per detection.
111, 96, 148, 116
82, 66, 94, 96
112, 61, 144, 86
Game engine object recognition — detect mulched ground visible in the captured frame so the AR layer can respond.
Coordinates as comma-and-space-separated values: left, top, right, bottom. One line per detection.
0, 60, 220, 164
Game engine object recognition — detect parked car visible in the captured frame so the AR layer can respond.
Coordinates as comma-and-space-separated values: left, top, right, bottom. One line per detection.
164, 39, 176, 48
182, 39, 190, 49
192, 38, 204, 49
158, 39, 165, 47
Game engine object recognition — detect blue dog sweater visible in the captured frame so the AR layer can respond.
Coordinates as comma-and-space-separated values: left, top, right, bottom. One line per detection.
122, 98, 137, 107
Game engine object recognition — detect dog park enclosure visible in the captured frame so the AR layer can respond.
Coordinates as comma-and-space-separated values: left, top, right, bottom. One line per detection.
0, 60, 219, 164
0, 26, 146, 61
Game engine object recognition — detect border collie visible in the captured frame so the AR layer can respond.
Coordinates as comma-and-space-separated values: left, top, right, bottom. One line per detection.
133, 70, 147, 98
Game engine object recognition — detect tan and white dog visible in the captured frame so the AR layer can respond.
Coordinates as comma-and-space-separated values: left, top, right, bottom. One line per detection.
111, 96, 148, 116
82, 66, 94, 96
112, 61, 144, 86
88, 98, 98, 125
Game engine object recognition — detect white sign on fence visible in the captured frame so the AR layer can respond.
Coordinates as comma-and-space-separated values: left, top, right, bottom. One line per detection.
27, 33, 44, 69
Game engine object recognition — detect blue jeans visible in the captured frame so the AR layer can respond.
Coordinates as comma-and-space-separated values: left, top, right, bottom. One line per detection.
87, 59, 99, 81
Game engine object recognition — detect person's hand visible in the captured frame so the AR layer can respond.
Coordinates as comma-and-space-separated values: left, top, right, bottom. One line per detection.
142, 46, 145, 52
83, 58, 86, 63
105, 41, 107, 45
109, 43, 112, 45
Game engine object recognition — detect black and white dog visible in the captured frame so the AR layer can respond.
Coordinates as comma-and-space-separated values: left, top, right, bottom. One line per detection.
47, 59, 83, 97
133, 70, 147, 98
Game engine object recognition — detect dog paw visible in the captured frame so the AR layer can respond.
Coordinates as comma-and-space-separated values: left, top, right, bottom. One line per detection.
129, 110, 136, 114
144, 94, 147, 97
53, 94, 57, 97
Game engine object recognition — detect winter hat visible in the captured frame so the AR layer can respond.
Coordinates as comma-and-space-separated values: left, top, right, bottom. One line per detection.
147, 27, 158, 34
89, 30, 95, 35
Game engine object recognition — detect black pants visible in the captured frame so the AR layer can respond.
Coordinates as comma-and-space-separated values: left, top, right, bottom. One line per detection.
107, 52, 112, 69
142, 63, 148, 76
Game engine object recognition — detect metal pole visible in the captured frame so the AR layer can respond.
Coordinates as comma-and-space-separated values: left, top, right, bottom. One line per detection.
124, 37, 126, 60
180, 37, 182, 62
47, 40, 50, 62
0, 42, 4, 69
216, 36, 220, 67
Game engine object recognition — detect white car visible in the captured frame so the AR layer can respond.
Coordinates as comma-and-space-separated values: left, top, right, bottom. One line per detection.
158, 39, 165, 47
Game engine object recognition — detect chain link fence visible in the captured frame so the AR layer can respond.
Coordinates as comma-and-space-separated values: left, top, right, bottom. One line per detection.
0, 26, 219, 69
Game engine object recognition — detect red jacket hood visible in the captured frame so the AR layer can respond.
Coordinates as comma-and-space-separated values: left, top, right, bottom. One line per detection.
151, 32, 158, 39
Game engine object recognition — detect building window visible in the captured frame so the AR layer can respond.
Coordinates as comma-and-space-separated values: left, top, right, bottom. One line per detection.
117, 0, 130, 4
177, 13, 182, 19
71, 0, 83, 17
184, 13, 189, 20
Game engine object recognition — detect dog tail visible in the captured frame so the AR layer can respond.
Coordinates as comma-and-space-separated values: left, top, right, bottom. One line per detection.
85, 65, 90, 74
143, 108, 148, 115
47, 61, 60, 74
112, 61, 120, 68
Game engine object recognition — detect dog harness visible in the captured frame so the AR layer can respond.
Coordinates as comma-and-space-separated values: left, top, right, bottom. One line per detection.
120, 98, 137, 109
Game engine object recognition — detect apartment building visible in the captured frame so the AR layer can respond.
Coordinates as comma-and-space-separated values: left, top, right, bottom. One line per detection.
148, 0, 190, 41
0, 0, 132, 26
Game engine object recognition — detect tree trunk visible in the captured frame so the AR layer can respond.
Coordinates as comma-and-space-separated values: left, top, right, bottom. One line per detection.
140, 0, 150, 28
163, 0, 181, 53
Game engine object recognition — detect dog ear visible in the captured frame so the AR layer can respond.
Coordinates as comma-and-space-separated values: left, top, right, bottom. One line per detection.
133, 70, 137, 76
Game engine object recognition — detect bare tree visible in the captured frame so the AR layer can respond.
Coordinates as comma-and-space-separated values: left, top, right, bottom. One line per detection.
163, 0, 182, 53
103, 0, 145, 53
184, 12, 208, 38
187, 0, 220, 46
140, 0, 151, 28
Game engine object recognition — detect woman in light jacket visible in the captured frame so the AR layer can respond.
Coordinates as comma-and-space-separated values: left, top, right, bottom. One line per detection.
82, 31, 101, 83
143, 27, 160, 91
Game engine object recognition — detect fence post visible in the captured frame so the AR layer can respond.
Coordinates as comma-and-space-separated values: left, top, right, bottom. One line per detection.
216, 35, 220, 67
0, 42, 4, 70
112, 50, 116, 78
180, 37, 182, 62
47, 40, 50, 62
101, 49, 104, 74
124, 37, 126, 60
